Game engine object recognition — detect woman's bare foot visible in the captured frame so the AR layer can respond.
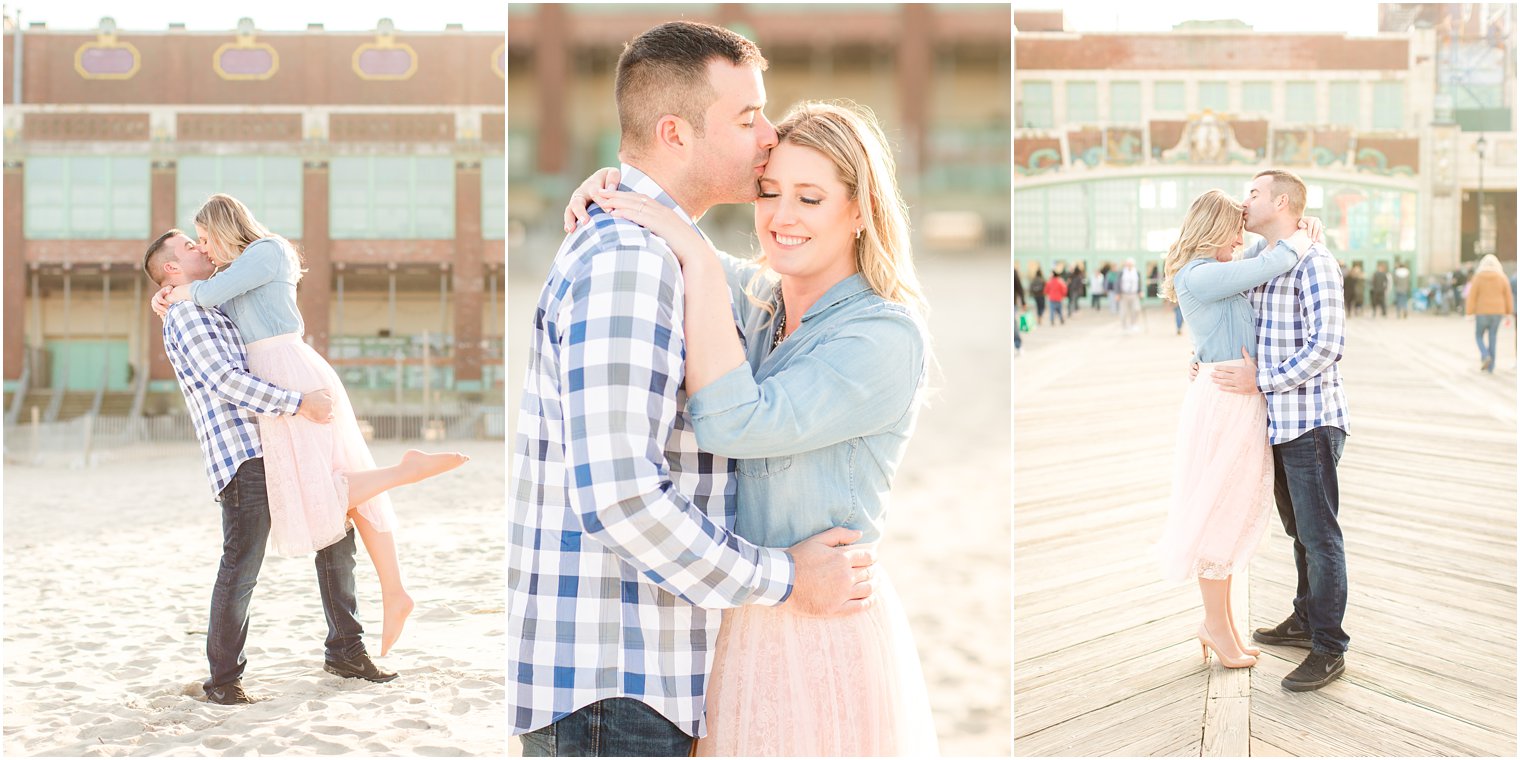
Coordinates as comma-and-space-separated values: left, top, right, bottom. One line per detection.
381, 591, 415, 657
396, 450, 469, 486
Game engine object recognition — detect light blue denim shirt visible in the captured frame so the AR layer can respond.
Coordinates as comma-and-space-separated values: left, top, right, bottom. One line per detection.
1174, 238, 1301, 363
685, 256, 928, 548
188, 237, 304, 344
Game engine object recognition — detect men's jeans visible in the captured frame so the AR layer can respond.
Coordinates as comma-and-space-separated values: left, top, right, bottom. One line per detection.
519, 698, 693, 757
207, 458, 272, 689
1272, 426, 1350, 656
1475, 314, 1502, 371
206, 458, 366, 690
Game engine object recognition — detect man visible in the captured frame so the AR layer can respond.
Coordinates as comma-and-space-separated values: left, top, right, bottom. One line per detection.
508, 21, 872, 756
1117, 258, 1142, 333
1211, 169, 1350, 692
143, 230, 396, 705
1370, 261, 1390, 318
1393, 258, 1413, 318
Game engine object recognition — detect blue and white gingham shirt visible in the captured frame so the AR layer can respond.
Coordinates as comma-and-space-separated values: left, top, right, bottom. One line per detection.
1247, 241, 1350, 445
161, 301, 303, 496
508, 165, 794, 738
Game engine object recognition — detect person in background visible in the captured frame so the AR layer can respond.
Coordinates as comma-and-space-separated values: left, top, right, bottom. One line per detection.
1344, 263, 1365, 318
1045, 266, 1068, 326
1015, 268, 1026, 356
1370, 262, 1390, 318
1068, 263, 1086, 315
1118, 259, 1143, 333
1465, 254, 1513, 374
1393, 259, 1412, 318
1031, 265, 1048, 326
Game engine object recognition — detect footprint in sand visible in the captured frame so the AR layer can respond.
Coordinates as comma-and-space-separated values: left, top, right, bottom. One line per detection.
394, 718, 433, 730
203, 736, 234, 750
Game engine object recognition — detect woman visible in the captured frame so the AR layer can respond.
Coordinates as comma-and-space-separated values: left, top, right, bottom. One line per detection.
1158, 189, 1315, 669
152, 194, 468, 656
1030, 265, 1048, 324
567, 101, 936, 755
1043, 269, 1067, 325
1465, 253, 1514, 373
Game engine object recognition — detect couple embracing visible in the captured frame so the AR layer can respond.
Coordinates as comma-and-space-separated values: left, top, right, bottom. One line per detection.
1159, 169, 1352, 693
143, 195, 468, 704
509, 20, 938, 757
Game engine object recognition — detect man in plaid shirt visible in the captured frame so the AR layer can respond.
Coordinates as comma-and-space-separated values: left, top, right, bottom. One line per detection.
1214, 169, 1351, 692
510, 22, 874, 757
143, 230, 396, 706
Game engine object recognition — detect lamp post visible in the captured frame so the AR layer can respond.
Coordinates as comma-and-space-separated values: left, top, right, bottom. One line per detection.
1476, 134, 1488, 257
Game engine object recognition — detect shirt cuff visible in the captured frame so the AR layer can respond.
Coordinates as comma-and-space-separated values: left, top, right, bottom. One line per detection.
282, 390, 303, 416
1255, 365, 1275, 394
687, 362, 759, 420
748, 546, 795, 606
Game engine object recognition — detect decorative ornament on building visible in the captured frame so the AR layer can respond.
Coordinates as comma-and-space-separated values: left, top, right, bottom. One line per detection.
353, 19, 418, 81
1105, 128, 1144, 166
1159, 111, 1252, 165
214, 18, 279, 81
75, 17, 140, 80
492, 42, 506, 80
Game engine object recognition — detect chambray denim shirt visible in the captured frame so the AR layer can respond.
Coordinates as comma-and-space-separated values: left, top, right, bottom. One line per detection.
686, 258, 929, 548
1174, 239, 1300, 363
188, 237, 304, 343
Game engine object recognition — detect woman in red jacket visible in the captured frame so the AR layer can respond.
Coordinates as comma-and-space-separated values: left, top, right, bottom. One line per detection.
1044, 270, 1068, 325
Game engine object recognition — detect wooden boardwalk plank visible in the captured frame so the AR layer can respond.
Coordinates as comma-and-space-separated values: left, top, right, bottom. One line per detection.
1014, 310, 1516, 756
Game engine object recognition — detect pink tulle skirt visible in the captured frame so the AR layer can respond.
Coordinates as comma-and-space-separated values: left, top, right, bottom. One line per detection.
1156, 359, 1274, 582
695, 565, 939, 757
245, 333, 395, 558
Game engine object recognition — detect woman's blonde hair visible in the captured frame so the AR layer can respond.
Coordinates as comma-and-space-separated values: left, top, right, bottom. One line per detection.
194, 193, 301, 276
1160, 189, 1244, 303
746, 100, 927, 317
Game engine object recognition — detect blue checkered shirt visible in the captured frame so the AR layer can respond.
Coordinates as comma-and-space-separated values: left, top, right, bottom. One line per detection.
161, 302, 303, 496
1247, 242, 1351, 445
508, 165, 794, 738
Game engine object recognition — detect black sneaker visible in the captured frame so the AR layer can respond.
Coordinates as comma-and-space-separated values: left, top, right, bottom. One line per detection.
1282, 651, 1345, 692
206, 680, 255, 705
1253, 615, 1313, 649
323, 653, 399, 683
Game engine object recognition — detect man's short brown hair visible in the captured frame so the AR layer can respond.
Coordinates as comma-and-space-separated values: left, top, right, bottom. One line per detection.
615, 21, 767, 155
1255, 169, 1307, 217
143, 228, 183, 286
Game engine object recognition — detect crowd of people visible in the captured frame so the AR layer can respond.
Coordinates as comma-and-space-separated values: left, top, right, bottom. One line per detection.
1016, 254, 1517, 371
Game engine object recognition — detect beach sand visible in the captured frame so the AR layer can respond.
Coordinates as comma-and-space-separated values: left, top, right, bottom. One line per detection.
506, 250, 1013, 756
3, 440, 506, 756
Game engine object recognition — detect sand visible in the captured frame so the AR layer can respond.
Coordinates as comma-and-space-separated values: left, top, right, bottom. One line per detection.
3, 440, 506, 757
505, 250, 1013, 756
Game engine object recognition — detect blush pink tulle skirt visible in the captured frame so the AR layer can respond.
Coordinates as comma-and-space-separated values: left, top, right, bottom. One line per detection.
1155, 359, 1275, 582
695, 564, 939, 757
245, 333, 395, 558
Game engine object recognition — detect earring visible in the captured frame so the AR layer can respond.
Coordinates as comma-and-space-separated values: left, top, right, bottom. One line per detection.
854, 227, 863, 240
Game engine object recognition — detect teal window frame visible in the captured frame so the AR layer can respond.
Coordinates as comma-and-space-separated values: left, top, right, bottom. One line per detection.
1154, 81, 1186, 112
1285, 82, 1318, 124
1066, 81, 1098, 124
1329, 81, 1361, 127
1242, 82, 1274, 115
482, 156, 506, 240
176, 156, 303, 238
329, 156, 455, 240
1110, 81, 1141, 123
24, 156, 150, 240
1020, 81, 1054, 128
1198, 82, 1229, 113
1372, 82, 1403, 130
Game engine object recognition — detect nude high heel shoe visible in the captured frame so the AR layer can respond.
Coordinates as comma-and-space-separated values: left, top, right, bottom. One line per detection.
1198, 624, 1257, 669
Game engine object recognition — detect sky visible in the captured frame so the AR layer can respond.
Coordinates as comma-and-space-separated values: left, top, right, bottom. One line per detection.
1015, 0, 1382, 35
3, 0, 504, 32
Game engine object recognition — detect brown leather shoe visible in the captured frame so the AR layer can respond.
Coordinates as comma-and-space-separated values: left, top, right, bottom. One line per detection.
324, 652, 399, 683
206, 680, 255, 705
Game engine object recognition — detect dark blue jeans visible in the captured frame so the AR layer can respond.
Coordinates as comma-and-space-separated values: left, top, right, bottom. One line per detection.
519, 698, 693, 757
1475, 314, 1502, 370
1271, 426, 1350, 656
206, 458, 365, 689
